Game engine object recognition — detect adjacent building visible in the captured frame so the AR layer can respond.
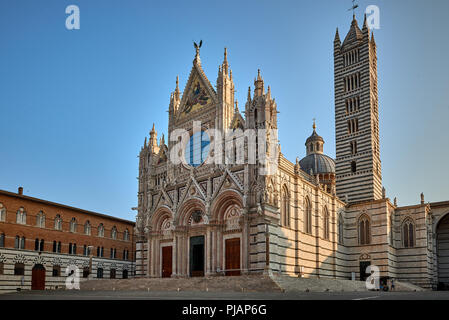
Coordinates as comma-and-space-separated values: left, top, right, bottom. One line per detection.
0, 187, 135, 292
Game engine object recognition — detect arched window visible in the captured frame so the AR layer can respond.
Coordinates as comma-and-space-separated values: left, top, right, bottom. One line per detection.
14, 263, 25, 275
35, 238, 39, 251
123, 229, 130, 241
98, 224, 104, 237
16, 208, 26, 224
15, 236, 20, 249
70, 218, 77, 233
304, 197, 312, 234
84, 221, 91, 235
40, 239, 45, 251
403, 219, 415, 248
36, 211, 45, 228
281, 186, 290, 227
0, 203, 6, 222
54, 214, 62, 230
358, 215, 371, 245
338, 213, 344, 244
97, 267, 103, 279
390, 214, 394, 246
351, 161, 357, 173
111, 226, 117, 240
323, 206, 330, 240
19, 236, 25, 249
0, 233, 4, 247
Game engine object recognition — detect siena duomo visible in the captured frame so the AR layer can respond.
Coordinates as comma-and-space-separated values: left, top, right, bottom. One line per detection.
134, 14, 449, 289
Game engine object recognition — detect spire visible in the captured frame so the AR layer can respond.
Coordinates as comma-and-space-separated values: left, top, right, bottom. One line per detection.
174, 75, 181, 101
149, 123, 158, 153
247, 86, 252, 102
334, 27, 340, 43
235, 100, 239, 113
313, 118, 316, 130
222, 47, 229, 75
370, 31, 376, 45
254, 69, 264, 97
267, 85, 271, 100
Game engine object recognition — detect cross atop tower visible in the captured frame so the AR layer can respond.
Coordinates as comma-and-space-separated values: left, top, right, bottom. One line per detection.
348, 0, 359, 17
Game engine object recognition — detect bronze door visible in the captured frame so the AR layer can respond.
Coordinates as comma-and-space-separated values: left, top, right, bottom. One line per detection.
162, 246, 173, 278
225, 238, 241, 276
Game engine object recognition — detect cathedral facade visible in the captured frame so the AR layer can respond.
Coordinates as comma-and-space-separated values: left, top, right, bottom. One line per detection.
134, 15, 449, 290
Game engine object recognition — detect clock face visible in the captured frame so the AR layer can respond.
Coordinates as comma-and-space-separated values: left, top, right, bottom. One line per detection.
185, 131, 210, 167
180, 77, 211, 117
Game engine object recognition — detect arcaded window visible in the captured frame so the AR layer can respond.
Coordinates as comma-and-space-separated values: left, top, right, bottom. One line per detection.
0, 203, 5, 222
54, 214, 62, 230
281, 186, 290, 227
36, 211, 45, 228
123, 229, 130, 241
70, 218, 77, 233
358, 215, 371, 245
16, 208, 26, 224
304, 197, 312, 234
403, 219, 415, 248
98, 224, 104, 237
84, 221, 91, 235
323, 206, 330, 240
111, 226, 117, 240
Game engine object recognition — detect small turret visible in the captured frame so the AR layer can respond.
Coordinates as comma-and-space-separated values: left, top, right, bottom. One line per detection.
149, 123, 159, 153
254, 69, 264, 97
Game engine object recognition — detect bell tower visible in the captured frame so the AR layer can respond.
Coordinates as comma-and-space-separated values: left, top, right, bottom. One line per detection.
334, 14, 382, 203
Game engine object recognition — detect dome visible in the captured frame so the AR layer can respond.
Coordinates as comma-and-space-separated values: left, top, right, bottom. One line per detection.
299, 153, 335, 175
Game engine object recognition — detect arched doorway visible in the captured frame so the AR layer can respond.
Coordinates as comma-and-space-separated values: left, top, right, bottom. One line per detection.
437, 214, 449, 289
190, 235, 205, 277
31, 264, 46, 290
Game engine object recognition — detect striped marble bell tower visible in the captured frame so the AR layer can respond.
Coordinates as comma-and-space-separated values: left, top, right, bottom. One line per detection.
334, 14, 382, 203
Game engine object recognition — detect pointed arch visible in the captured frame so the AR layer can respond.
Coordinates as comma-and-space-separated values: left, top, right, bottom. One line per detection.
323, 206, 330, 240
281, 185, 290, 227
304, 196, 312, 234
338, 212, 344, 244
358, 214, 371, 245
402, 217, 415, 248
210, 189, 243, 223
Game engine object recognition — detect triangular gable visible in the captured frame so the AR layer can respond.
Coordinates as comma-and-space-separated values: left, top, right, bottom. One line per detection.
177, 64, 217, 120
230, 111, 245, 130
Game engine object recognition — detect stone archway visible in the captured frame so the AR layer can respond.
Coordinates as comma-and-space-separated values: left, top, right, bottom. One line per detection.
437, 213, 449, 289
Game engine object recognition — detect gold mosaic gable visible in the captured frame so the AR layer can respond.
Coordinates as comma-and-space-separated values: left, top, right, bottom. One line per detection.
178, 74, 212, 118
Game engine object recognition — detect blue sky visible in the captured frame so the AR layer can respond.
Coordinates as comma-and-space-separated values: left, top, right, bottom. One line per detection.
0, 0, 448, 220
